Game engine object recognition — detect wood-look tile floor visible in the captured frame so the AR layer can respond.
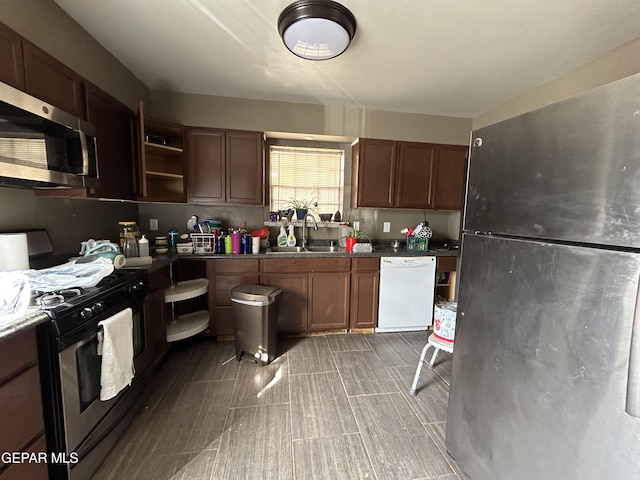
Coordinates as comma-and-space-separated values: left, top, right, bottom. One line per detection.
94, 332, 463, 480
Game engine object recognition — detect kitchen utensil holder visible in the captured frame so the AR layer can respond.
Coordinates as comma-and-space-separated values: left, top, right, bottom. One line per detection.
406, 237, 429, 251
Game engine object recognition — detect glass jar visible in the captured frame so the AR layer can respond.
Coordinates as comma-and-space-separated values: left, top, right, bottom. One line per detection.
118, 221, 140, 248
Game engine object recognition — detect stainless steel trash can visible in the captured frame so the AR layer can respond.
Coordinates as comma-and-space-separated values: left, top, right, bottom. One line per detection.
230, 284, 282, 365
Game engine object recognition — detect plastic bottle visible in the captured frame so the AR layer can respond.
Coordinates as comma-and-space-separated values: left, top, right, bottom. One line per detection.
287, 225, 297, 247
138, 234, 149, 257
277, 225, 287, 246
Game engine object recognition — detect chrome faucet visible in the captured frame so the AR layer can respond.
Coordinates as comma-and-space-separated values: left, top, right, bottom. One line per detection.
301, 213, 318, 250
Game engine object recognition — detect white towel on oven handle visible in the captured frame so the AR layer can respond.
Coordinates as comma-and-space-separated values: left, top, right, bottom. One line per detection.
97, 308, 135, 401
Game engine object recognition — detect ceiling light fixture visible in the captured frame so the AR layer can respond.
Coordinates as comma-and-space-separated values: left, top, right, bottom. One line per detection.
277, 0, 357, 61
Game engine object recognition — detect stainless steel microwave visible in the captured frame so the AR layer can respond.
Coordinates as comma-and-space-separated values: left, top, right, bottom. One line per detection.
0, 81, 98, 188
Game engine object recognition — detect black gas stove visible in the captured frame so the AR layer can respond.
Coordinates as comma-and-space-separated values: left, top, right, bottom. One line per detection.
34, 268, 148, 337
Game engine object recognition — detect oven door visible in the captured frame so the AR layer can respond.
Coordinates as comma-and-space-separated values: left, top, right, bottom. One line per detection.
58, 295, 148, 454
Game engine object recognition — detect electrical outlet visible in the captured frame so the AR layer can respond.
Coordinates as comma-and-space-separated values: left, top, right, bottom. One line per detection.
353, 221, 360, 231
383, 222, 391, 233
149, 218, 158, 231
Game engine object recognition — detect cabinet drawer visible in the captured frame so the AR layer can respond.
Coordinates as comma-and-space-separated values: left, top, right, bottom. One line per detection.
0, 366, 44, 455
352, 257, 380, 272
0, 328, 37, 384
213, 258, 259, 273
0, 435, 47, 480
262, 258, 350, 273
436, 256, 457, 272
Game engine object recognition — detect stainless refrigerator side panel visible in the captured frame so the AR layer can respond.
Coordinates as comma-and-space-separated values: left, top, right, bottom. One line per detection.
446, 234, 640, 480
464, 72, 640, 248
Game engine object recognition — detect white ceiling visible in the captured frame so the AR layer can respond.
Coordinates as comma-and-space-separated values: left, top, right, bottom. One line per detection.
54, 0, 640, 118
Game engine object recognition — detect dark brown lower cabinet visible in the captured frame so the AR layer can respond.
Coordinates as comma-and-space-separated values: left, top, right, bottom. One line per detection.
261, 272, 308, 334
146, 265, 171, 366
350, 257, 380, 329
308, 272, 350, 331
0, 328, 47, 480
261, 258, 351, 333
208, 259, 260, 336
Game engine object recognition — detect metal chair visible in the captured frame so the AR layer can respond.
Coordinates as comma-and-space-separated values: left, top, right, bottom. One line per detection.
409, 333, 454, 395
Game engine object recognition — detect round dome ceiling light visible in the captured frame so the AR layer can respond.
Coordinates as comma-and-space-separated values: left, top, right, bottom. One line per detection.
277, 0, 357, 61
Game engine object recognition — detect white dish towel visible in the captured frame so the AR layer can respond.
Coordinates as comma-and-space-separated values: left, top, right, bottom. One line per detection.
97, 308, 135, 401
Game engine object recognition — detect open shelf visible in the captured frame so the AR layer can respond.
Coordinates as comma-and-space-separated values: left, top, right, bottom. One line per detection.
264, 221, 347, 228
166, 310, 210, 342
165, 278, 209, 303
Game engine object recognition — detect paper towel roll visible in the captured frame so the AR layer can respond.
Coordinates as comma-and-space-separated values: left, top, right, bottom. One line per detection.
0, 233, 29, 272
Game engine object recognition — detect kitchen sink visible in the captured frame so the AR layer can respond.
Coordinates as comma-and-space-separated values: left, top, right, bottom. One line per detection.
266, 245, 342, 254
304, 246, 340, 253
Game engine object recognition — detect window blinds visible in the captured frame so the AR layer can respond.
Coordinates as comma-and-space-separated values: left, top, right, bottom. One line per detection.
270, 145, 344, 214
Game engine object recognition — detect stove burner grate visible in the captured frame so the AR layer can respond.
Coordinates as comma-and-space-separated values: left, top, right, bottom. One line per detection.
32, 288, 84, 309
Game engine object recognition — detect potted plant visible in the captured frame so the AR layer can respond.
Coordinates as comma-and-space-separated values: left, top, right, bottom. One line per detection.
344, 228, 372, 253
284, 197, 318, 221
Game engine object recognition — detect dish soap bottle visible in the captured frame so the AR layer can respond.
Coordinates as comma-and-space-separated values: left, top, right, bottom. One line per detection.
277, 225, 287, 247
287, 225, 297, 247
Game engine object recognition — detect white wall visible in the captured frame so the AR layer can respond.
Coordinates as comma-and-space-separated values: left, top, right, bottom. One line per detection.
473, 38, 640, 129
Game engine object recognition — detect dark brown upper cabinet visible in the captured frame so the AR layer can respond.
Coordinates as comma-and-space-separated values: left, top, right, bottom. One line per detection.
22, 41, 86, 119
186, 127, 264, 205
395, 141, 436, 208
352, 138, 467, 210
352, 138, 435, 209
0, 22, 25, 90
432, 144, 468, 210
85, 84, 138, 200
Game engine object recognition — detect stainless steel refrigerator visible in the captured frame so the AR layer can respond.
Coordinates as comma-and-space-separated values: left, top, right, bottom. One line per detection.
446, 72, 640, 480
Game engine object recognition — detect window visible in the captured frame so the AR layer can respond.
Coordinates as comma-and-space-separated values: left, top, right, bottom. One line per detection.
269, 145, 344, 214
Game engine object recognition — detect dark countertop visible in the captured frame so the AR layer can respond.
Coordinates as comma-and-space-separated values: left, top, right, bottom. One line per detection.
178, 245, 458, 260
0, 310, 50, 343
4, 244, 457, 341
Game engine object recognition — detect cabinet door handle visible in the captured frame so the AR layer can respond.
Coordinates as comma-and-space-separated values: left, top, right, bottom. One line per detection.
626, 285, 640, 418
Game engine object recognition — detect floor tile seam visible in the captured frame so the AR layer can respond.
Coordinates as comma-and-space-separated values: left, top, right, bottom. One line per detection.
348, 390, 429, 434
328, 346, 375, 353
343, 399, 384, 480
424, 424, 461, 478
432, 365, 451, 387
291, 424, 361, 442
385, 363, 451, 394
288, 364, 297, 480
227, 400, 291, 411
183, 377, 239, 385
345, 387, 403, 398
291, 431, 363, 443
213, 397, 242, 478
288, 368, 338, 376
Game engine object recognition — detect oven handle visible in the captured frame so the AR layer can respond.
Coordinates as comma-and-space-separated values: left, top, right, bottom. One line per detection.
57, 293, 147, 351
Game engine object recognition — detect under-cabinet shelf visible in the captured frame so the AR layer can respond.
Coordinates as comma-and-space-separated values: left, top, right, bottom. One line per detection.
146, 170, 184, 179
144, 141, 184, 153
165, 277, 210, 342
263, 221, 347, 228
166, 310, 210, 342
164, 278, 209, 303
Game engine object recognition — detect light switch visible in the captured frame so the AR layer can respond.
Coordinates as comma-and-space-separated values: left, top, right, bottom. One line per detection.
353, 221, 360, 231
383, 222, 391, 232
150, 218, 158, 231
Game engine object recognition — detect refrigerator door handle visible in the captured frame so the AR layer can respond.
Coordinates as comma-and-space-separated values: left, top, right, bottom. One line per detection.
626, 286, 640, 418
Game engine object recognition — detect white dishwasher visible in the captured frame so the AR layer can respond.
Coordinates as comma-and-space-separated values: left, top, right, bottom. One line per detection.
376, 256, 436, 332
